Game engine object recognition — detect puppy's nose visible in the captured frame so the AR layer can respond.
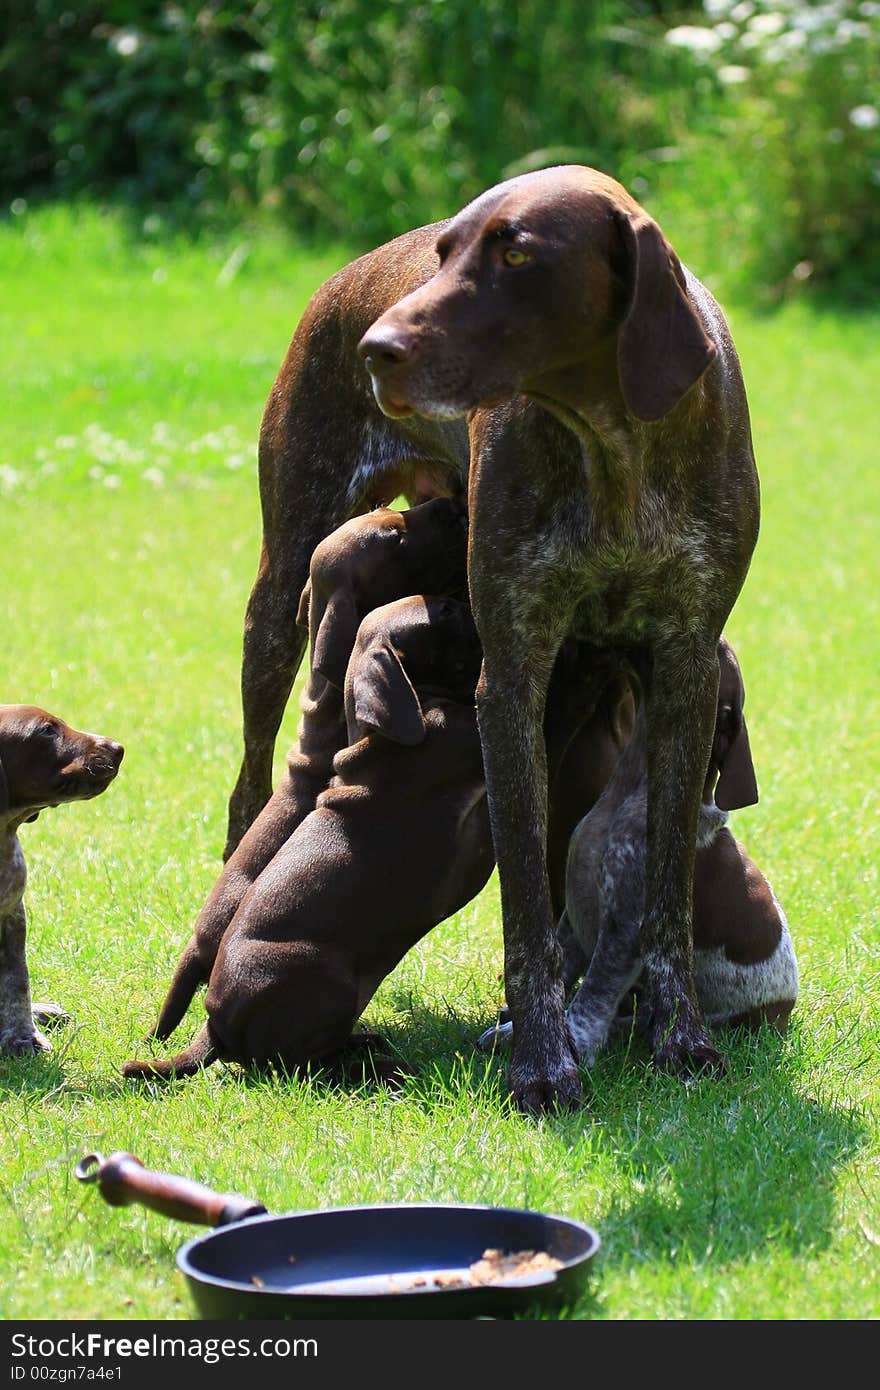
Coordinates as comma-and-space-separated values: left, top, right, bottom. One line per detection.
105, 741, 125, 768
358, 324, 414, 375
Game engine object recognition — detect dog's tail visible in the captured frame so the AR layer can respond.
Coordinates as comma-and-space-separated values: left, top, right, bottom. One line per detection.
147, 942, 208, 1042
122, 1023, 219, 1081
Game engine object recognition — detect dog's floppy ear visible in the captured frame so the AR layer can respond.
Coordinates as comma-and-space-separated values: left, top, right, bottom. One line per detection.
346, 642, 426, 746
614, 210, 717, 422
310, 588, 362, 690
0, 756, 8, 816
295, 578, 312, 630
714, 712, 759, 811
713, 639, 759, 810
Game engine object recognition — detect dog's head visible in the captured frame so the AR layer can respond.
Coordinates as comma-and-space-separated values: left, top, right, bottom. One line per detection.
343, 595, 483, 746
0, 705, 124, 824
297, 500, 470, 691
358, 164, 715, 425
706, 640, 758, 811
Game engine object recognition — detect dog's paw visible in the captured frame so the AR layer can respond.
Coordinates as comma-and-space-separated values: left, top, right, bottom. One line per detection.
346, 1028, 392, 1055
365, 1057, 416, 1090
509, 1049, 583, 1114
31, 1001, 70, 1029
335, 1045, 415, 1091
0, 1027, 52, 1057
512, 1067, 583, 1115
653, 1031, 728, 1078
476, 1018, 514, 1053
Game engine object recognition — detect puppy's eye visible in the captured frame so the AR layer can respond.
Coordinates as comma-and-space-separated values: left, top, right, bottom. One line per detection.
718, 705, 739, 735
502, 247, 531, 268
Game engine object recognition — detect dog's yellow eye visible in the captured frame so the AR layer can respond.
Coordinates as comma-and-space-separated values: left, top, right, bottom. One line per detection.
502, 247, 530, 268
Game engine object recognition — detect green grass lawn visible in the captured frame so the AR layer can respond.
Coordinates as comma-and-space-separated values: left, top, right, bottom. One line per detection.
0, 206, 877, 1321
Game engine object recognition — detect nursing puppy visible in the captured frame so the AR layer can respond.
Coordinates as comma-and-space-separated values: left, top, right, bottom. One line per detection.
0, 705, 123, 1056
145, 497, 468, 1043
480, 640, 797, 1061
560, 638, 798, 1064
123, 595, 491, 1080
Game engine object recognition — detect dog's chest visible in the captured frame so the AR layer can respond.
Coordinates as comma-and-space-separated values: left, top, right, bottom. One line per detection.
568, 533, 709, 642
522, 460, 714, 642
0, 836, 26, 912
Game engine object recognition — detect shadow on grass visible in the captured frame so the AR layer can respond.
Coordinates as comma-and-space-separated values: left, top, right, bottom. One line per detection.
542, 1026, 868, 1274
0, 1052, 68, 1099
4, 1001, 866, 1285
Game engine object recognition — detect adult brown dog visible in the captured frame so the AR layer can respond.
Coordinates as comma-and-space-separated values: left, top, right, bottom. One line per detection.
123, 596, 490, 1081
228, 165, 760, 1111
0, 705, 123, 1055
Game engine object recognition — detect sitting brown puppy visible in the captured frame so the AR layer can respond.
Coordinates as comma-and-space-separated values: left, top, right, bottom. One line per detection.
123, 594, 490, 1080
0, 705, 123, 1056
559, 637, 798, 1064
146, 497, 468, 1043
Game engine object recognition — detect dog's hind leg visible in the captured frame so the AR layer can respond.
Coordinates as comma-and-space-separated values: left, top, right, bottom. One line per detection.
225, 539, 312, 861
224, 403, 405, 859
565, 910, 644, 1068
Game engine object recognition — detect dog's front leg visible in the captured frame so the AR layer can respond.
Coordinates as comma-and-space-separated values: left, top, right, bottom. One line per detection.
641, 639, 724, 1074
476, 657, 581, 1112
0, 904, 49, 1056
466, 411, 585, 1113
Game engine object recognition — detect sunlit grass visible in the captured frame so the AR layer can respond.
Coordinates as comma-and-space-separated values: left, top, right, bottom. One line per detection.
0, 206, 877, 1321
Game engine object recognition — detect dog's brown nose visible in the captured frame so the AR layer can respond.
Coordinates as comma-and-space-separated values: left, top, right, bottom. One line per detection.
101, 740, 125, 771
358, 324, 414, 376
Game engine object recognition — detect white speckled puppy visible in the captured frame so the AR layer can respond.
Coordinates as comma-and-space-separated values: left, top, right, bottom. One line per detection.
0, 705, 123, 1055
559, 638, 798, 1065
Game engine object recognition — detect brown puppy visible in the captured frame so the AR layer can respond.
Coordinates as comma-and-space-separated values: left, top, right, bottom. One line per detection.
123, 595, 490, 1080
0, 705, 123, 1056
229, 165, 760, 1110
147, 498, 468, 1042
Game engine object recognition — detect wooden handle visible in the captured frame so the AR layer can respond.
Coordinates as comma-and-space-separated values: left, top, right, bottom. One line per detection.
75, 1152, 267, 1227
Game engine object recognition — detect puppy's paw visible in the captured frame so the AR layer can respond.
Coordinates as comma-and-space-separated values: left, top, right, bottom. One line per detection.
346, 1028, 392, 1055
336, 1043, 415, 1091
32, 1001, 70, 1029
476, 1018, 513, 1053
366, 1057, 417, 1090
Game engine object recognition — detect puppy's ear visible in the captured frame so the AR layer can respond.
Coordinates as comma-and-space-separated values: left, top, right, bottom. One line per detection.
295, 578, 312, 630
0, 757, 8, 815
614, 210, 716, 422
714, 712, 759, 811
714, 719, 758, 810
713, 640, 759, 810
346, 643, 426, 746
310, 588, 361, 690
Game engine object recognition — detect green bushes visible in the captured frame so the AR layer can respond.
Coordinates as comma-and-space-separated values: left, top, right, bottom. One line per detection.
0, 2, 711, 237
660, 1, 880, 300
2, 1, 877, 299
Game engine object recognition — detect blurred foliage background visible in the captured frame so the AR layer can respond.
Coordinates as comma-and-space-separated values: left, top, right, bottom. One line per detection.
2, 0, 878, 301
